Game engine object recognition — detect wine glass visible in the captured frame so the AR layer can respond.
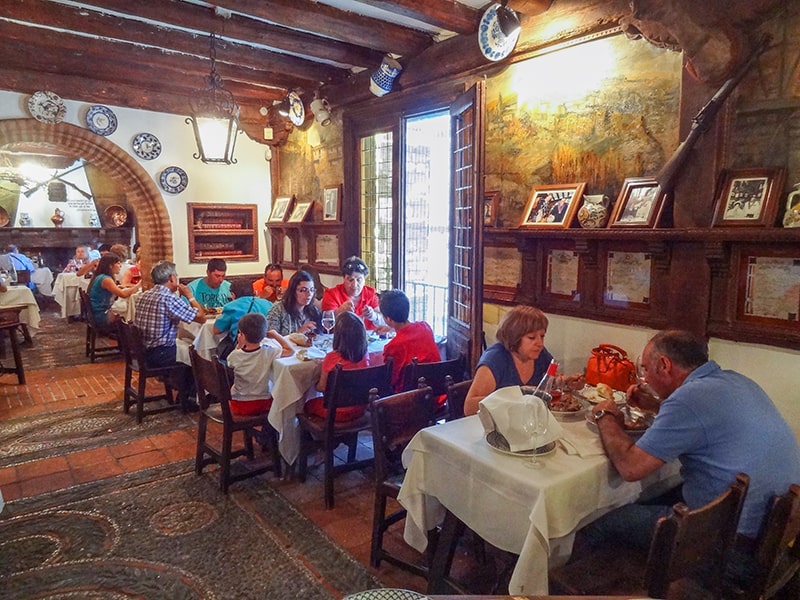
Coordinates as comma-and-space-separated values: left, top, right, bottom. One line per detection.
321, 310, 335, 335
522, 397, 548, 469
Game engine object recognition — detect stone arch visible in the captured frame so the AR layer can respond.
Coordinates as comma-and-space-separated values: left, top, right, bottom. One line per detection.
0, 118, 172, 281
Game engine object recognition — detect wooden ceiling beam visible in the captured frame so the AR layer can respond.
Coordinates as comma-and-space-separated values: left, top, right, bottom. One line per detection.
0, 20, 325, 95
350, 0, 479, 34
1, 0, 344, 87
215, 0, 434, 56
56, 0, 384, 71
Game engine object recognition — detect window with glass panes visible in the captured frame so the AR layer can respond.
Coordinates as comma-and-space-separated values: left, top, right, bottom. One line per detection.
359, 131, 393, 292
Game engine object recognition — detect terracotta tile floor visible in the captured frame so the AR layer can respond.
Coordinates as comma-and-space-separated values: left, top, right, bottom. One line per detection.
0, 316, 453, 595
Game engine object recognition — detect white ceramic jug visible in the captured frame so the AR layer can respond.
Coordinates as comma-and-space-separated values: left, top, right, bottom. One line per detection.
578, 194, 610, 228
782, 183, 800, 228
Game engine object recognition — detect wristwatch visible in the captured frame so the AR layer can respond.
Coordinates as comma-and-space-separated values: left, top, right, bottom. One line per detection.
593, 409, 612, 422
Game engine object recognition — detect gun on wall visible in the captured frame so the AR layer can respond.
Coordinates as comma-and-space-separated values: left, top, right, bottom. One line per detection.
656, 36, 770, 193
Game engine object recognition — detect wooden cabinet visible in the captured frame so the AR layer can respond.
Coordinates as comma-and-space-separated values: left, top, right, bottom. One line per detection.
265, 222, 344, 275
187, 203, 258, 263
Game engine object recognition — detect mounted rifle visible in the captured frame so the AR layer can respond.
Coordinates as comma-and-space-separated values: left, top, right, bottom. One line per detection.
656, 36, 770, 193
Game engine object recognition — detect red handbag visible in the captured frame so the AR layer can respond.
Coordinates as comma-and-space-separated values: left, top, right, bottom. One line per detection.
585, 344, 636, 392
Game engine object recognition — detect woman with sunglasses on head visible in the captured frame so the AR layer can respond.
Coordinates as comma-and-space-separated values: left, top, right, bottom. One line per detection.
321, 256, 382, 330
266, 270, 321, 336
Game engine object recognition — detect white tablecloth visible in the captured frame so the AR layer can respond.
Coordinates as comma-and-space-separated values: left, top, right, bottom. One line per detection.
110, 291, 142, 323
31, 268, 54, 297
53, 272, 90, 318
398, 415, 682, 595
0, 285, 41, 334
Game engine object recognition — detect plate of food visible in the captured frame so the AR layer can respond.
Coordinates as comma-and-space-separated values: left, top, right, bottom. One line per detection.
549, 390, 588, 420
203, 306, 222, 316
585, 407, 654, 436
574, 383, 627, 405
486, 430, 557, 457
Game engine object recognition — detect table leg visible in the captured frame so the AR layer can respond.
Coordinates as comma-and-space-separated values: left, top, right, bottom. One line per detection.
426, 509, 467, 595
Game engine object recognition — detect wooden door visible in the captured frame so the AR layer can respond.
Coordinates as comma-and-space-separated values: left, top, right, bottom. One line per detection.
446, 83, 484, 371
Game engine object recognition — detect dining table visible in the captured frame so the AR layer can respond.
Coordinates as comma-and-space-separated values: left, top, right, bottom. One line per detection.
0, 284, 41, 335
398, 413, 682, 596
52, 272, 90, 318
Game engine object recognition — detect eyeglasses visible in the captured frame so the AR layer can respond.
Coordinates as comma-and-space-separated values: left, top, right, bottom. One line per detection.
297, 287, 315, 294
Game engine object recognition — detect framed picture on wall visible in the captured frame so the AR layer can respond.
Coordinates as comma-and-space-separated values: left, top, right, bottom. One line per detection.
520, 183, 585, 228
609, 178, 667, 228
712, 168, 786, 227
484, 191, 500, 227
287, 200, 313, 223
268, 196, 292, 223
323, 185, 341, 221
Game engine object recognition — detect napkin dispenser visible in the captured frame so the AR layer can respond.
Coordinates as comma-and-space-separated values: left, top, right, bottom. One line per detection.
478, 386, 563, 452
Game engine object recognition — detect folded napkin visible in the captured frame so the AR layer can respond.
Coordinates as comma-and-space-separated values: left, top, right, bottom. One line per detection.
559, 430, 606, 457
478, 386, 563, 452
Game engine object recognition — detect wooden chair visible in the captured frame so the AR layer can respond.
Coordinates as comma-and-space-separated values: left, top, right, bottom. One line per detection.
444, 375, 472, 421
78, 288, 120, 362
189, 348, 281, 493
401, 355, 466, 421
296, 359, 393, 509
369, 384, 435, 578
0, 306, 25, 384
117, 320, 181, 424
725, 483, 800, 600
549, 473, 750, 599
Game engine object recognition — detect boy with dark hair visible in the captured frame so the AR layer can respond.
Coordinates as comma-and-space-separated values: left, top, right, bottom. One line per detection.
188, 258, 231, 308
226, 313, 292, 416
380, 289, 441, 391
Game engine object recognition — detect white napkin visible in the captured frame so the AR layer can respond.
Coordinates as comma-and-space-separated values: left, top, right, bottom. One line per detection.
478, 386, 563, 452
559, 431, 606, 457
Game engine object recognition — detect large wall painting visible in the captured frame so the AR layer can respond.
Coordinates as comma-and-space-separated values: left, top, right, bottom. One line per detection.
485, 34, 682, 227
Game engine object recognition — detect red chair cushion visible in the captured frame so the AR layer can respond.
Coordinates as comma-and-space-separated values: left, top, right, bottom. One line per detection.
304, 396, 365, 422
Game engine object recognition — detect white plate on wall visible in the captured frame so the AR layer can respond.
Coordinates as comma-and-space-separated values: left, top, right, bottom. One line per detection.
132, 132, 162, 160
159, 166, 188, 194
477, 4, 520, 62
28, 90, 67, 124
86, 105, 118, 136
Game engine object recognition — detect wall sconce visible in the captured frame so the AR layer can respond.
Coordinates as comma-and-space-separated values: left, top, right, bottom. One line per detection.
276, 96, 291, 117
186, 33, 240, 164
310, 96, 331, 126
369, 55, 403, 97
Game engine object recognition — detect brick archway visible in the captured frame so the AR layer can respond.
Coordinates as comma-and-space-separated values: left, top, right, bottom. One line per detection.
0, 119, 172, 280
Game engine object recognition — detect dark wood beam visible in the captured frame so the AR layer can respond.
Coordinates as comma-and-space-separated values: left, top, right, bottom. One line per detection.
215, 0, 434, 56
1, 0, 344, 88
55, 0, 384, 71
350, 0, 479, 34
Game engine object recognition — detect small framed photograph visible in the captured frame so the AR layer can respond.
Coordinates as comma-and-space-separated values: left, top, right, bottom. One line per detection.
483, 191, 500, 227
609, 177, 668, 228
519, 183, 586, 228
323, 185, 341, 221
287, 200, 313, 223
712, 168, 786, 227
268, 196, 292, 223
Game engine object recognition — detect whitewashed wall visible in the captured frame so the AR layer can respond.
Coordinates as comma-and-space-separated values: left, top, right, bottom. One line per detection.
484, 306, 800, 441
0, 90, 273, 278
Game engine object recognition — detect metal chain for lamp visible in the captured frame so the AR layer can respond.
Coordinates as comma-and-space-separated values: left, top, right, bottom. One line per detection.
189, 33, 239, 120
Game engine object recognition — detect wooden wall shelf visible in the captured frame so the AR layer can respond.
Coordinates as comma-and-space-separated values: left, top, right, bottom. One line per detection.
483, 225, 800, 351
265, 221, 344, 276
188, 203, 258, 263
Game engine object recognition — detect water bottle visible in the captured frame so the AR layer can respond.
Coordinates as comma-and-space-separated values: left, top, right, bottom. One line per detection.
522, 358, 558, 407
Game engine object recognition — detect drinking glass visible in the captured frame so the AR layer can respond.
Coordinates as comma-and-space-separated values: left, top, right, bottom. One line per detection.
321, 310, 335, 335
522, 397, 548, 469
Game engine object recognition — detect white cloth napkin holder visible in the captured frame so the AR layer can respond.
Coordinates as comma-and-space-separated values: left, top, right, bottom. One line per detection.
478, 386, 563, 452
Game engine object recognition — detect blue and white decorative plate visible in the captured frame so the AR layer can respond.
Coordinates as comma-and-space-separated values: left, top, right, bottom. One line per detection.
478, 3, 520, 62
288, 91, 305, 127
132, 132, 162, 160
159, 166, 188, 194
86, 104, 117, 136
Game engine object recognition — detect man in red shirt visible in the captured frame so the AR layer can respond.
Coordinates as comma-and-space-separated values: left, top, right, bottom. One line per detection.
321, 256, 382, 330
380, 289, 441, 392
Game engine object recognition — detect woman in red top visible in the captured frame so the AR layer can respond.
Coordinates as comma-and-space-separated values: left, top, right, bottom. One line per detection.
306, 311, 370, 422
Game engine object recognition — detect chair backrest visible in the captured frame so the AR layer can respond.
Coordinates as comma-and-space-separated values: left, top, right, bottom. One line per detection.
370, 385, 435, 484
738, 483, 800, 600
14, 268, 31, 285
645, 473, 750, 599
445, 375, 472, 421
402, 354, 466, 396
189, 346, 234, 418
78, 288, 96, 327
116, 320, 149, 369
323, 359, 394, 421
